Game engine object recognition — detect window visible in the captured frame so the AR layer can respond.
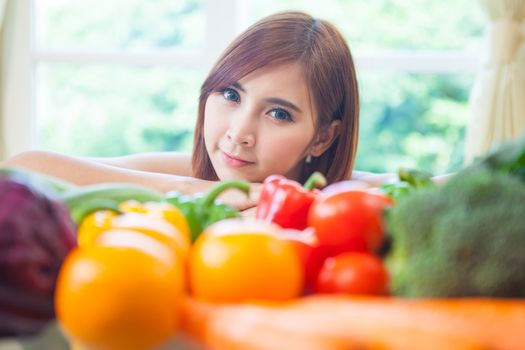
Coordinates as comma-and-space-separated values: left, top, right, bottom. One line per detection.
248, 0, 484, 174
27, 0, 484, 174
33, 0, 210, 156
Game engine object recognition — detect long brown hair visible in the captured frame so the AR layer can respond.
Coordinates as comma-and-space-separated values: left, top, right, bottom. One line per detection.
192, 11, 359, 184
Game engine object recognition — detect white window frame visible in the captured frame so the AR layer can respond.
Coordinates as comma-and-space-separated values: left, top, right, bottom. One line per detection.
6, 0, 480, 158
3, 0, 32, 159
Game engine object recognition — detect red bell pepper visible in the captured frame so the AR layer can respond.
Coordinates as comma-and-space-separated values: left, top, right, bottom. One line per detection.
255, 172, 326, 230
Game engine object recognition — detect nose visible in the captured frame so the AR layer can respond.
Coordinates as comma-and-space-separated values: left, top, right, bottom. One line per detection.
226, 111, 256, 147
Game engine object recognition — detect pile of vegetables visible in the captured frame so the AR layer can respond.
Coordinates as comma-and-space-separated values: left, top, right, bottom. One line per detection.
1, 135, 525, 349
257, 172, 393, 294
0, 167, 248, 341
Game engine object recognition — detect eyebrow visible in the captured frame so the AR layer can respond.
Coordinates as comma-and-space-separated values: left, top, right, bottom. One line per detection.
232, 82, 303, 113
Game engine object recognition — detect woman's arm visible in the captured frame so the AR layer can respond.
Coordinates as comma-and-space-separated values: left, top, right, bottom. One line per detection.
351, 170, 398, 187
1, 150, 259, 210
352, 170, 454, 188
431, 173, 454, 185
86, 152, 193, 177
2, 150, 200, 193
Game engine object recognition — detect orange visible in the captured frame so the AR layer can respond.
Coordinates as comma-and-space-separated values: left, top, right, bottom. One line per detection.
189, 219, 304, 302
55, 241, 185, 350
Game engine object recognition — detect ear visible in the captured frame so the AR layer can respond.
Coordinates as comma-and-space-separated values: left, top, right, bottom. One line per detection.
309, 120, 341, 157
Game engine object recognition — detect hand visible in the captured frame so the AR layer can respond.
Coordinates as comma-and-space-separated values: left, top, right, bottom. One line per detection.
217, 182, 262, 211
171, 177, 262, 211
240, 206, 258, 218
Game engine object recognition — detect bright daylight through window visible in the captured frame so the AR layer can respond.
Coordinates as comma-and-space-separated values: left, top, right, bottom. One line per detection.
32, 0, 484, 175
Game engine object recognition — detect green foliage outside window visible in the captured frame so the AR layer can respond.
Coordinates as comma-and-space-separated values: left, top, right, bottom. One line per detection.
251, 0, 484, 175
36, 0, 205, 50
356, 72, 472, 174
37, 64, 203, 156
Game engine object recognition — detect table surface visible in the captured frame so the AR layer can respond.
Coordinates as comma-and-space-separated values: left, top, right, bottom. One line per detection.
0, 323, 204, 350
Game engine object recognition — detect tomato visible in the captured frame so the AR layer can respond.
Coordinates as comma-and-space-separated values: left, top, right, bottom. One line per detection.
279, 228, 317, 268
189, 219, 304, 302
279, 228, 318, 291
315, 252, 389, 295
308, 189, 393, 252
279, 228, 364, 293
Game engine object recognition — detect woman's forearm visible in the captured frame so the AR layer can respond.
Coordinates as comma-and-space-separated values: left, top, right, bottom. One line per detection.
351, 169, 454, 187
0, 150, 208, 194
351, 170, 398, 187
1, 150, 259, 210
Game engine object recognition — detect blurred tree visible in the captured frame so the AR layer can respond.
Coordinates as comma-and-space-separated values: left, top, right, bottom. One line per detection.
37, 0, 204, 50
355, 73, 472, 175
252, 0, 483, 50
38, 64, 203, 156
36, 1, 205, 157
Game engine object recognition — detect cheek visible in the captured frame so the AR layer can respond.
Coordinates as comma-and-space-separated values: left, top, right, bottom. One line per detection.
203, 98, 227, 147
258, 130, 312, 171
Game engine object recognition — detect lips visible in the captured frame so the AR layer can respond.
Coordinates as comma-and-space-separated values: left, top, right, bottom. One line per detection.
221, 151, 255, 168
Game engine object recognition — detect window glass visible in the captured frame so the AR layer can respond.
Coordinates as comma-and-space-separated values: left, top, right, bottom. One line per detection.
33, 0, 482, 174
36, 64, 205, 156
249, 0, 481, 174
356, 72, 473, 174
250, 0, 484, 51
35, 0, 206, 50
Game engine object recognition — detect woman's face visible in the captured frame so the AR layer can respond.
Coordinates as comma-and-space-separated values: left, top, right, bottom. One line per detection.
203, 62, 317, 182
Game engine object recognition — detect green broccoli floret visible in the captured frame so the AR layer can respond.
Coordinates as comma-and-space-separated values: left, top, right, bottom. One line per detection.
386, 167, 525, 297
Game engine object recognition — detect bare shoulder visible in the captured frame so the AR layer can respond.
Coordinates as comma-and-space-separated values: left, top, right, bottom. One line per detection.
88, 152, 193, 177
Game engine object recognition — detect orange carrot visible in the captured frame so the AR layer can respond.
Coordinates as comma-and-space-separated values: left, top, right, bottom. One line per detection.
181, 295, 525, 350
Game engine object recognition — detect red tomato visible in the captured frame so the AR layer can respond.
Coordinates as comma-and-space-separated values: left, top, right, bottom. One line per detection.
315, 252, 389, 295
279, 228, 317, 290
307, 189, 393, 252
279, 228, 317, 268
280, 228, 365, 293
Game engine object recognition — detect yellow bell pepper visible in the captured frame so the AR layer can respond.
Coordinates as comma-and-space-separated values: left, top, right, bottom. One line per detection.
77, 200, 191, 262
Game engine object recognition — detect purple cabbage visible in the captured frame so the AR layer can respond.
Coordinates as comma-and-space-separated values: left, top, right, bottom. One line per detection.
0, 178, 77, 337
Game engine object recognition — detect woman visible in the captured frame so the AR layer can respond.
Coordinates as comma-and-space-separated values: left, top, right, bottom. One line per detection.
2, 11, 391, 210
